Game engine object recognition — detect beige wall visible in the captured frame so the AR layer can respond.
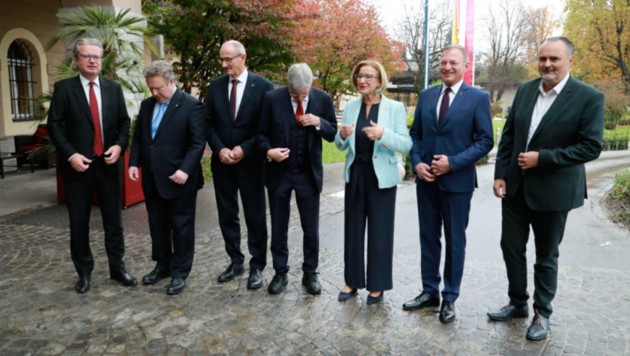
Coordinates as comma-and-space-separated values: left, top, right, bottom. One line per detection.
0, 0, 141, 140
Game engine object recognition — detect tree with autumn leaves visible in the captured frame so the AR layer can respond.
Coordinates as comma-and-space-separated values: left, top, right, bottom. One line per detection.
144, 0, 402, 105
564, 0, 629, 94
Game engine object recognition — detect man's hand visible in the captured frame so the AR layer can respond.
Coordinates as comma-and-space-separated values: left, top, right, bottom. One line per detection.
128, 166, 140, 181
518, 151, 539, 170
169, 169, 189, 185
298, 113, 320, 127
267, 148, 290, 162
219, 148, 236, 164
493, 178, 507, 198
430, 155, 451, 176
230, 145, 245, 164
69, 153, 92, 172
104, 145, 122, 165
415, 162, 436, 182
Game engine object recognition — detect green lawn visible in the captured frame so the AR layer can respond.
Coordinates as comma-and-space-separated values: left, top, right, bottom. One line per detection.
323, 140, 346, 164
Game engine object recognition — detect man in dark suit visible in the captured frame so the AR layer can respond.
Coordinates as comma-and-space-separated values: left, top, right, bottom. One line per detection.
128, 61, 205, 295
205, 40, 273, 290
488, 37, 604, 340
47, 38, 137, 293
257, 63, 337, 295
405, 45, 494, 322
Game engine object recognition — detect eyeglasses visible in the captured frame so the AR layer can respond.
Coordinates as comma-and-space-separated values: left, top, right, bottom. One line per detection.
78, 54, 102, 61
218, 54, 242, 63
354, 73, 379, 81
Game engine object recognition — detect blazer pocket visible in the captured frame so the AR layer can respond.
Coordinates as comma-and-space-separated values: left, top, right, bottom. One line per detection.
388, 156, 398, 165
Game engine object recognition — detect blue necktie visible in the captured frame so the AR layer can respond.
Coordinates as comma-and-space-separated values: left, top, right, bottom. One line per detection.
151, 103, 167, 139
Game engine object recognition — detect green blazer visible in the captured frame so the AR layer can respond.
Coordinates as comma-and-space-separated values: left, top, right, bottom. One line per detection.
494, 76, 604, 211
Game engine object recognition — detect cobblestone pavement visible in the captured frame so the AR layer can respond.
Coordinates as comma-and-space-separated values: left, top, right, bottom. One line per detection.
0, 153, 629, 355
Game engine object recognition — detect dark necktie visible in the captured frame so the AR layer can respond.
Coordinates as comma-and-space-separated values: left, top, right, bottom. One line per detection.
230, 79, 238, 121
438, 87, 451, 126
89, 81, 104, 156
295, 99, 303, 123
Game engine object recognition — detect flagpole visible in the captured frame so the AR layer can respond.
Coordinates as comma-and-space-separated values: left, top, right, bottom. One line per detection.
423, 0, 429, 89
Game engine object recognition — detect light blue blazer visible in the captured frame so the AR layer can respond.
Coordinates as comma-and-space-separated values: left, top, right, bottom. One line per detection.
335, 95, 412, 189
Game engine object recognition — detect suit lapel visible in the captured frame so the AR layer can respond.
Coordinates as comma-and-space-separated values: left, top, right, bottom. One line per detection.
71, 76, 93, 124
517, 80, 540, 145
153, 89, 183, 141
428, 86, 441, 129
442, 83, 467, 128
282, 87, 293, 144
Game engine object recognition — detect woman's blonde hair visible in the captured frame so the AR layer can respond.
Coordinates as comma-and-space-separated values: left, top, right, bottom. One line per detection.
351, 60, 389, 94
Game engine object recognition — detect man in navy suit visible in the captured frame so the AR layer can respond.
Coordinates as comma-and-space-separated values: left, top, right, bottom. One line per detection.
405, 45, 494, 323
47, 38, 137, 293
129, 61, 205, 295
257, 63, 337, 295
205, 40, 273, 290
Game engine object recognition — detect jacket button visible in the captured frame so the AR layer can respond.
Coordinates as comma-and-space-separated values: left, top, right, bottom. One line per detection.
374, 155, 377, 159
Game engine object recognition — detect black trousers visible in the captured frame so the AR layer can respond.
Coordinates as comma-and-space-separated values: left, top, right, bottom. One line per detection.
64, 159, 125, 277
212, 164, 268, 271
268, 170, 320, 274
145, 190, 197, 279
343, 160, 396, 292
501, 184, 568, 318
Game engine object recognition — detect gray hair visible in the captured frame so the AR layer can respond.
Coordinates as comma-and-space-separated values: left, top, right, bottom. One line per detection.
143, 60, 177, 82
222, 40, 246, 55
542, 36, 575, 57
442, 44, 469, 64
73, 38, 103, 58
287, 63, 313, 90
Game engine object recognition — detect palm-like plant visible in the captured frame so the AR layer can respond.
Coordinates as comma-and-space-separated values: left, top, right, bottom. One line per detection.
47, 5, 155, 95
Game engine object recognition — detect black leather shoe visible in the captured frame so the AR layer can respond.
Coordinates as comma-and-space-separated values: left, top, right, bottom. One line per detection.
268, 273, 288, 295
247, 269, 263, 290
487, 303, 529, 321
110, 269, 138, 286
166, 277, 186, 295
367, 291, 384, 305
338, 287, 358, 301
217, 263, 244, 283
302, 272, 322, 295
439, 301, 456, 323
142, 267, 171, 285
526, 312, 549, 341
402, 291, 440, 311
75, 275, 90, 293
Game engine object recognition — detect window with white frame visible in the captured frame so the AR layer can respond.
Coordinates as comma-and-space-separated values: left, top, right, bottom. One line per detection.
8, 39, 36, 121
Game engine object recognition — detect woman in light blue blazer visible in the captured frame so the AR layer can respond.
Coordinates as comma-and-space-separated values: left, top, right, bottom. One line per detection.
334, 60, 412, 304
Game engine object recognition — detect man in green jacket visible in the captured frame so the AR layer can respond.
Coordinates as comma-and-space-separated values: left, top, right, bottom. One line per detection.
488, 36, 604, 341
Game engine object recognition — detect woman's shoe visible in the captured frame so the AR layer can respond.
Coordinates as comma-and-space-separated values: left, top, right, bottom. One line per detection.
338, 288, 358, 301
367, 291, 384, 305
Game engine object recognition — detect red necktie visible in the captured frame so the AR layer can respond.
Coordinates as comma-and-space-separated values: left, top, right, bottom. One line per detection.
438, 87, 451, 126
230, 79, 238, 121
89, 81, 104, 156
295, 99, 303, 122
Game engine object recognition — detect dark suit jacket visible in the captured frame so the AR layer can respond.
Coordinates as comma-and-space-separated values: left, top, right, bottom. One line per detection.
47, 75, 130, 177
410, 82, 494, 193
129, 88, 205, 200
494, 76, 604, 211
257, 87, 337, 193
205, 72, 274, 174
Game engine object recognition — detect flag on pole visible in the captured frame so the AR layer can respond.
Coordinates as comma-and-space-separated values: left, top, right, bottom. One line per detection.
452, 0, 475, 85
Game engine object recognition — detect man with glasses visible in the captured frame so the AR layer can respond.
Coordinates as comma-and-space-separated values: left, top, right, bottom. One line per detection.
257, 63, 337, 295
47, 37, 137, 293
205, 40, 273, 290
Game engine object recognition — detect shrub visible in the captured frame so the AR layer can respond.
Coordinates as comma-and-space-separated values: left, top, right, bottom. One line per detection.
607, 170, 630, 226
602, 131, 630, 151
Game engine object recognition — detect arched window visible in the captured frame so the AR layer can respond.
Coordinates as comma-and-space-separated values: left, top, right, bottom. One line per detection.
8, 40, 36, 121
